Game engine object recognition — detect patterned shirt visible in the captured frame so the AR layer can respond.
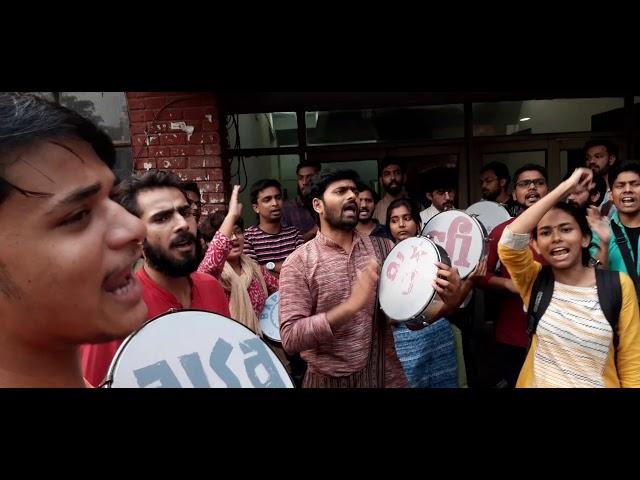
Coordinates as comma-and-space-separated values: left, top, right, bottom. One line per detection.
243, 224, 304, 265
197, 231, 279, 317
279, 230, 405, 383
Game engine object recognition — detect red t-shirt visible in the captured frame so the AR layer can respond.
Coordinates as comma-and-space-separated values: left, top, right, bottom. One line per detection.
476, 217, 546, 348
80, 267, 230, 387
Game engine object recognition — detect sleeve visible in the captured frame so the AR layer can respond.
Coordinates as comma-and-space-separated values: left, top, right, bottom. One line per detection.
615, 273, 640, 387
278, 254, 334, 354
497, 226, 543, 307
475, 222, 503, 289
590, 227, 602, 259
260, 266, 279, 295
197, 231, 231, 279
294, 228, 304, 249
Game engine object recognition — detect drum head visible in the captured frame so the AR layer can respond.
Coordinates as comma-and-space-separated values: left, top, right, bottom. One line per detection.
105, 309, 294, 388
379, 236, 445, 322
465, 201, 511, 235
421, 210, 487, 279
259, 292, 281, 342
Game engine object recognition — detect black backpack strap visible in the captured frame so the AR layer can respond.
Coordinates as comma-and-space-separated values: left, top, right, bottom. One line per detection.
526, 265, 555, 337
594, 268, 622, 351
610, 221, 640, 299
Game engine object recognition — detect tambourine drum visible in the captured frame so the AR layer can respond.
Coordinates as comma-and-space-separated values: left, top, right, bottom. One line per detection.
259, 292, 281, 343
465, 201, 511, 235
379, 236, 451, 324
421, 210, 488, 279
103, 309, 294, 388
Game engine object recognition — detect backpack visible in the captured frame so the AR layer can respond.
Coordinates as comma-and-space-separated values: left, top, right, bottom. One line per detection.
526, 265, 622, 349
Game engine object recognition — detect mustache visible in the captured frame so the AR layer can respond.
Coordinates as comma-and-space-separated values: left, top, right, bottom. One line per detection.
170, 231, 197, 248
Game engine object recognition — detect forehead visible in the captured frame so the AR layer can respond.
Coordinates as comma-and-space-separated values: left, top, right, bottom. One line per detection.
516, 170, 544, 182
358, 189, 374, 200
382, 164, 402, 174
326, 179, 357, 191
481, 170, 497, 178
587, 145, 608, 156
538, 208, 579, 228
613, 171, 640, 184
2, 138, 113, 205
390, 205, 411, 216
298, 166, 319, 177
137, 187, 188, 218
257, 186, 281, 199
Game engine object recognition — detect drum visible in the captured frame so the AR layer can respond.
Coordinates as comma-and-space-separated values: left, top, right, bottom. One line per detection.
465, 200, 511, 235
421, 210, 488, 279
379, 236, 451, 324
259, 292, 281, 343
103, 309, 294, 388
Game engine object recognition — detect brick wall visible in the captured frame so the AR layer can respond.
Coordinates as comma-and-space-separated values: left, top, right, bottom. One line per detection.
125, 92, 227, 216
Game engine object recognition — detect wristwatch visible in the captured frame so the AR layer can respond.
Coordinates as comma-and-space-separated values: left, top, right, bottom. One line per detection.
266, 262, 276, 271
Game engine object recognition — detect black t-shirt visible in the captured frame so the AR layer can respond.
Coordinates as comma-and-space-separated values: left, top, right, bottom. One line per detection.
625, 225, 640, 264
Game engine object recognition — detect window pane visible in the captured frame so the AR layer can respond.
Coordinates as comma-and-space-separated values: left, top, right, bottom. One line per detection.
226, 112, 298, 149
473, 98, 624, 136
113, 147, 133, 180
306, 104, 464, 146
60, 92, 130, 142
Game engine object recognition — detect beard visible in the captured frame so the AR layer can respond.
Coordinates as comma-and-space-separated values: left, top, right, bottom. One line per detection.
384, 182, 402, 196
482, 188, 500, 201
143, 231, 203, 278
324, 202, 358, 231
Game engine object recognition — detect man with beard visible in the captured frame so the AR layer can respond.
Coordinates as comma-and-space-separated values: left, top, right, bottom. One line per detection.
355, 184, 391, 239
476, 164, 549, 387
480, 162, 519, 216
564, 169, 607, 209
584, 139, 619, 217
372, 158, 407, 225
279, 169, 407, 387
282, 160, 321, 241
244, 179, 304, 277
80, 170, 230, 386
419, 166, 457, 224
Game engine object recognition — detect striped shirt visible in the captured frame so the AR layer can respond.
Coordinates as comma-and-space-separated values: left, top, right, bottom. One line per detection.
243, 225, 304, 265
533, 282, 611, 388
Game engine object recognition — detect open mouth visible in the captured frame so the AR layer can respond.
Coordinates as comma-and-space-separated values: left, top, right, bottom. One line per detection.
343, 203, 357, 216
550, 247, 570, 261
526, 193, 540, 202
103, 260, 142, 306
270, 209, 281, 216
620, 196, 636, 206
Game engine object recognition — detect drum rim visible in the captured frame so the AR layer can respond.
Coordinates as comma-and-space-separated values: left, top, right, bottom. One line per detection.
420, 209, 488, 279
258, 291, 281, 343
465, 200, 511, 234
101, 308, 294, 388
378, 236, 443, 322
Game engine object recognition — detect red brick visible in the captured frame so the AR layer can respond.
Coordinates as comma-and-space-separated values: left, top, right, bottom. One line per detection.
176, 169, 209, 182
200, 181, 225, 193
149, 146, 172, 158
188, 132, 204, 145
205, 192, 226, 204
132, 134, 147, 146
202, 117, 219, 131
128, 110, 146, 123
156, 108, 183, 121
209, 169, 224, 181
170, 145, 205, 156
203, 132, 220, 144
174, 95, 214, 108
133, 146, 148, 158
127, 98, 146, 110
188, 156, 222, 168
137, 92, 179, 98
204, 144, 221, 155
135, 158, 156, 170
144, 97, 168, 109
148, 122, 171, 133
129, 123, 147, 135
126, 92, 147, 98
158, 157, 187, 170
182, 107, 217, 120
160, 133, 187, 145
144, 110, 159, 121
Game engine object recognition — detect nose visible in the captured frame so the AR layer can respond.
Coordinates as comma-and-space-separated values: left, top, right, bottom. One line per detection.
107, 202, 146, 251
551, 227, 561, 242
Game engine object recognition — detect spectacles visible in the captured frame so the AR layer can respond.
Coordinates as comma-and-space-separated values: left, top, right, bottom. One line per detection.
515, 178, 546, 188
